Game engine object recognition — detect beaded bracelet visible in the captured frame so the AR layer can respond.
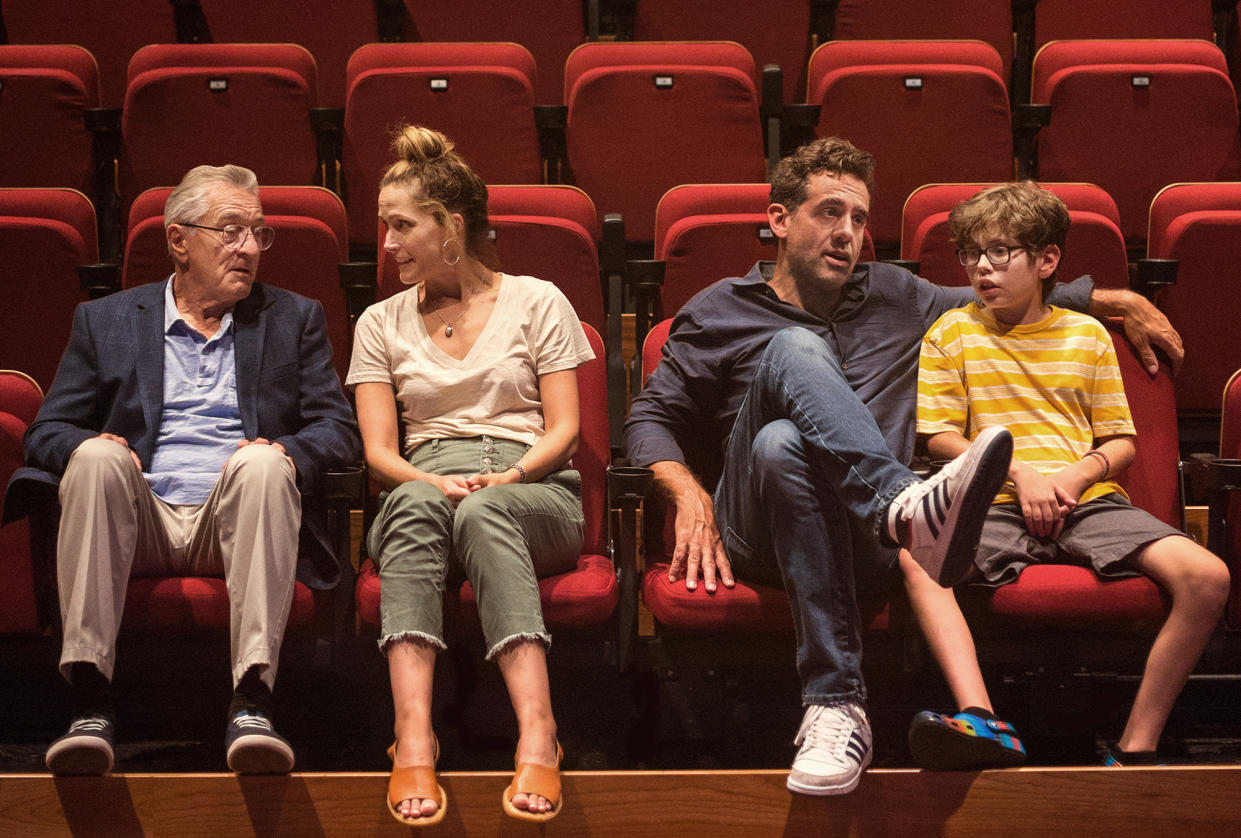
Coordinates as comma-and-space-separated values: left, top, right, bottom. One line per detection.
510, 463, 528, 483
1085, 449, 1110, 480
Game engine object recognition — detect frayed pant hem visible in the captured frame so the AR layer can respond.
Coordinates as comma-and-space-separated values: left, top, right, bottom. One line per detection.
380, 630, 447, 657
485, 631, 551, 662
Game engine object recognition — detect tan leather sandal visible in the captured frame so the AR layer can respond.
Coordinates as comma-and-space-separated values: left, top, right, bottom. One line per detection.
386, 738, 446, 827
501, 740, 564, 822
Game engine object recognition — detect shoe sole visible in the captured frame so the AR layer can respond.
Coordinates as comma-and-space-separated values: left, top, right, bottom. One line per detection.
227, 735, 295, 774
785, 749, 873, 796
908, 713, 1026, 770
46, 736, 114, 776
926, 426, 1012, 587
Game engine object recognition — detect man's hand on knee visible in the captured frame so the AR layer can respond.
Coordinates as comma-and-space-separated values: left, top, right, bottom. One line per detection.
97, 433, 141, 472
234, 437, 296, 475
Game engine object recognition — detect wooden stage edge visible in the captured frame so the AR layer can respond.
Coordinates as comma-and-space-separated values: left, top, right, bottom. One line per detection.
3, 766, 1241, 837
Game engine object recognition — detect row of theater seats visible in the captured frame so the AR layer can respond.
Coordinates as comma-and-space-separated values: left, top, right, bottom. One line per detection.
4, 36, 1241, 256
4, 178, 1241, 416
3, 0, 1240, 107
5, 324, 1241, 744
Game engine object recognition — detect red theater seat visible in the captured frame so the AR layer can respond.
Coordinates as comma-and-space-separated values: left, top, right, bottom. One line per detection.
0, 370, 44, 635
354, 325, 619, 637
1033, 0, 1215, 53
807, 40, 1012, 251
565, 41, 766, 239
901, 182, 1130, 290
1030, 39, 1241, 245
1215, 370, 1241, 629
1146, 182, 1241, 414
118, 44, 322, 210
0, 45, 100, 195
0, 188, 98, 392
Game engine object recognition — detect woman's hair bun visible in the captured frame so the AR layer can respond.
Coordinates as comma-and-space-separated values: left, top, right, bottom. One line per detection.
392, 125, 455, 164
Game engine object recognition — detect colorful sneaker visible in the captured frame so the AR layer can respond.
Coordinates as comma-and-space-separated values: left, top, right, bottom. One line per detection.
887, 426, 1012, 586
786, 702, 873, 796
908, 709, 1026, 770
45, 714, 116, 775
1101, 744, 1164, 767
225, 708, 295, 774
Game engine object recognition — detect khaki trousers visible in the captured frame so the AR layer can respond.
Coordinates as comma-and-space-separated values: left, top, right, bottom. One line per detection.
56, 438, 301, 690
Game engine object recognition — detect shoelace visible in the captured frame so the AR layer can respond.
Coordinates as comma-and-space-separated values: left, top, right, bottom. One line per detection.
231, 711, 274, 732
67, 718, 109, 734
795, 706, 853, 756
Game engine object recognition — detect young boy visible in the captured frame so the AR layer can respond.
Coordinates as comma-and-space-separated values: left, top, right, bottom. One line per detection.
907, 182, 1229, 768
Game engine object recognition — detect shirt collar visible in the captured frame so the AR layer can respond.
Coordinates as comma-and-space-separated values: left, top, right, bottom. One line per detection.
735, 260, 872, 321
164, 276, 234, 339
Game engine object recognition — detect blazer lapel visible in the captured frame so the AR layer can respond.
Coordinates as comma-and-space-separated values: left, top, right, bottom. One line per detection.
233, 284, 268, 438
135, 281, 167, 438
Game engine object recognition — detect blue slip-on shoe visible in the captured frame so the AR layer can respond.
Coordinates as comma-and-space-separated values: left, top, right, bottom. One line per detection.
908, 709, 1026, 770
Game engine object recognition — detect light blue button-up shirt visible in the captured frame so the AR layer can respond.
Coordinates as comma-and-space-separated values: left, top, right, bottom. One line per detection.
145, 279, 244, 504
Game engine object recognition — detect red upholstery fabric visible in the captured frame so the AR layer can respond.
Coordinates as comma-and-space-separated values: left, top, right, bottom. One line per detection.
343, 42, 542, 248
1032, 39, 1241, 244
1146, 182, 1241, 412
123, 186, 352, 384
2, 0, 177, 108
832, 0, 1014, 89
0, 408, 39, 634
354, 324, 618, 632
119, 44, 321, 208
122, 576, 315, 634
653, 184, 876, 316
0, 45, 99, 194
403, 0, 585, 105
632, 0, 812, 103
0, 188, 98, 391
565, 41, 766, 237
1221, 370, 1241, 629
1034, 0, 1215, 53
808, 40, 1012, 249
0, 371, 44, 428
901, 182, 1129, 290
198, 0, 381, 107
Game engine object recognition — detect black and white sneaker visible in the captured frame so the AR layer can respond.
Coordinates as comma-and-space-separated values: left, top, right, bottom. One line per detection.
45, 715, 116, 775
225, 709, 295, 774
887, 426, 1012, 587
786, 703, 873, 796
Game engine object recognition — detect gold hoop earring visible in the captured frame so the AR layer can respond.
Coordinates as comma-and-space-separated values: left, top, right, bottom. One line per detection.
441, 239, 461, 267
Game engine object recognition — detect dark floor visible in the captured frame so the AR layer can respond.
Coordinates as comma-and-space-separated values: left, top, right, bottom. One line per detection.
4, 627, 1241, 775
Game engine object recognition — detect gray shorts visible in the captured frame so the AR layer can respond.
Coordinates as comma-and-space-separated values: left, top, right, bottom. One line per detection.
972, 493, 1184, 587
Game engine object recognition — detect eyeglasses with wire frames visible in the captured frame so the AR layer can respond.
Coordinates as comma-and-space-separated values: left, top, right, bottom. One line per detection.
955, 243, 1030, 268
178, 222, 275, 251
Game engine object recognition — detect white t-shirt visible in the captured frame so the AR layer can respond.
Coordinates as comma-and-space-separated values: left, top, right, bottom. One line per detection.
347, 273, 595, 454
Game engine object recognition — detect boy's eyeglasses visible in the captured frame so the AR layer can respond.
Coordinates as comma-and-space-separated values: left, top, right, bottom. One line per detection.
180, 223, 275, 251
956, 244, 1028, 267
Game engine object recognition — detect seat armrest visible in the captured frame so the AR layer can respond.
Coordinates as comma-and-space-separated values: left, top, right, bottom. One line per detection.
1132, 259, 1178, 299
608, 464, 654, 671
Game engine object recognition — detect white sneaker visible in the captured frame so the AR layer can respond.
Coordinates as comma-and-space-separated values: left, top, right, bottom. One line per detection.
787, 703, 873, 796
887, 425, 1012, 587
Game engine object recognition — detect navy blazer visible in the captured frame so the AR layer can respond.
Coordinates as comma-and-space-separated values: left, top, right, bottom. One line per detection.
6, 279, 361, 589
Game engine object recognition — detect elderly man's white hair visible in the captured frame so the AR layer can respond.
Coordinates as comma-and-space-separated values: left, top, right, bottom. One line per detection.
163, 164, 260, 253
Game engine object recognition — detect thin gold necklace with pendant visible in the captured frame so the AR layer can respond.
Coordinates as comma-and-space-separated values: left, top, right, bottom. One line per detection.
428, 294, 472, 337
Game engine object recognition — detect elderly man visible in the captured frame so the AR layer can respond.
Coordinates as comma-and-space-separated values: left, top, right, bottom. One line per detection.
17, 164, 360, 775
624, 137, 1183, 796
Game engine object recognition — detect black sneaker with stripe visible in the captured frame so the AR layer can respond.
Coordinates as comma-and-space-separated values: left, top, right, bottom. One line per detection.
45, 714, 116, 775
887, 426, 1012, 587
225, 708, 295, 774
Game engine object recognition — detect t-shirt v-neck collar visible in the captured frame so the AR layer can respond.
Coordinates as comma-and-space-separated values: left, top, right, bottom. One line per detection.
414, 273, 507, 365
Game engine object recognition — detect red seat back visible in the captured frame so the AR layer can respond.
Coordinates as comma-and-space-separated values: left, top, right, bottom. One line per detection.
1146, 182, 1241, 413
2, 0, 176, 108
901, 182, 1129, 290
1220, 370, 1241, 628
0, 188, 99, 392
1032, 39, 1241, 244
808, 40, 1012, 250
654, 183, 876, 315
0, 372, 43, 635
632, 0, 812, 103
0, 45, 99, 194
831, 0, 1014, 89
119, 44, 321, 209
123, 185, 352, 384
403, 0, 585, 105
565, 41, 766, 238
1034, 0, 1215, 53
343, 42, 542, 248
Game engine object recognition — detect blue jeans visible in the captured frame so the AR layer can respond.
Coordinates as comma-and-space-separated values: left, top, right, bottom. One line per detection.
713, 328, 917, 706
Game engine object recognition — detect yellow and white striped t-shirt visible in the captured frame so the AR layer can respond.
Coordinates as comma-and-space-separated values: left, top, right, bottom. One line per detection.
917, 303, 1135, 505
